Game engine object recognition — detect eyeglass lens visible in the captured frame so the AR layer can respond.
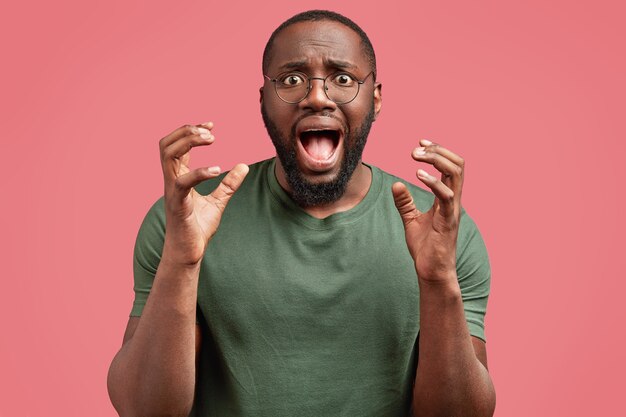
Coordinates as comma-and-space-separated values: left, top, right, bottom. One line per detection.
274, 73, 360, 104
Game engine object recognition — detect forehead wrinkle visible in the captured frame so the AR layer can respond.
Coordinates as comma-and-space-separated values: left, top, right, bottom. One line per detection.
278, 57, 357, 73
279, 60, 308, 71
269, 22, 369, 74
323, 58, 357, 70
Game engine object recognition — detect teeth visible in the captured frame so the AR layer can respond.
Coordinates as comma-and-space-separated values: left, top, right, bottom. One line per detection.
302, 129, 336, 134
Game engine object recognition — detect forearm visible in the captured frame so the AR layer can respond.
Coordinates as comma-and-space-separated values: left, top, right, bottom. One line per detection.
412, 276, 495, 417
108, 240, 200, 417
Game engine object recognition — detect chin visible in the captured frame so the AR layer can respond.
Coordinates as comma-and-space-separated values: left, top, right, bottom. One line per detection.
261, 103, 374, 207
297, 165, 345, 187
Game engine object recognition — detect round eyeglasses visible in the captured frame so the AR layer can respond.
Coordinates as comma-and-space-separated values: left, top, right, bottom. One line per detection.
264, 71, 374, 104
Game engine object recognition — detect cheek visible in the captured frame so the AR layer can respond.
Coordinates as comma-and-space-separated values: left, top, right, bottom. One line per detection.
344, 103, 372, 130
262, 102, 294, 137
262, 86, 285, 112
264, 100, 298, 125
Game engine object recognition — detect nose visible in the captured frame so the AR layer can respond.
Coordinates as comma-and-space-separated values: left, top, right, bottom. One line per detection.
299, 77, 336, 111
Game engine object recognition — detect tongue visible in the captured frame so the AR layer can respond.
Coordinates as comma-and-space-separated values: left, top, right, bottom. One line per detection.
302, 133, 335, 160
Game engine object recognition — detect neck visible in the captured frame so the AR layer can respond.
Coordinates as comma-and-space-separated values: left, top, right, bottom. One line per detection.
274, 160, 372, 219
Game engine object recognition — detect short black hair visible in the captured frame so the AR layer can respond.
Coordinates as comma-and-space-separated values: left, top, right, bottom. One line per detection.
262, 10, 377, 80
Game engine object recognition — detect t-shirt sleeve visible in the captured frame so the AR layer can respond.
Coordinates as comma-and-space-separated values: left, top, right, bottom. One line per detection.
129, 197, 166, 317
456, 209, 492, 342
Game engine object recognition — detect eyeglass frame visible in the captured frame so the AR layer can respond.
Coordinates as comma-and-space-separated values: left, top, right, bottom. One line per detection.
263, 70, 375, 105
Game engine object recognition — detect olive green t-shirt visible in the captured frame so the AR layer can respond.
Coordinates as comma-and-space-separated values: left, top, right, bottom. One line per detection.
130, 158, 491, 417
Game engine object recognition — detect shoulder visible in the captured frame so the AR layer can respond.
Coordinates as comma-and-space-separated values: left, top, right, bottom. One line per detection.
138, 159, 272, 227
368, 163, 435, 213
368, 163, 484, 241
193, 158, 273, 196
137, 196, 166, 235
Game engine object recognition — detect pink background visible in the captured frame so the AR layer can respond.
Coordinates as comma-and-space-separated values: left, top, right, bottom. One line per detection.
1, 0, 624, 415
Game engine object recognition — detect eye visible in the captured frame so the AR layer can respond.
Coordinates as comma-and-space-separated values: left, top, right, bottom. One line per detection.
279, 73, 305, 87
331, 73, 356, 87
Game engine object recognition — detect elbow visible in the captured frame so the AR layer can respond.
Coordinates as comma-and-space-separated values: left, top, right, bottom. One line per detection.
107, 360, 194, 417
109, 391, 193, 417
471, 370, 496, 417
458, 376, 496, 417
481, 382, 497, 417
412, 379, 496, 417
413, 401, 495, 417
108, 387, 193, 417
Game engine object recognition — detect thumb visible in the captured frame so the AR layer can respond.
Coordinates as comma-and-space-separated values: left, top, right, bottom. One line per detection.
210, 163, 250, 210
392, 182, 422, 227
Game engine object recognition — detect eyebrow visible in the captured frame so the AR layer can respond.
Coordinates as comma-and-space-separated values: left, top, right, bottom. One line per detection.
278, 58, 358, 71
324, 58, 357, 70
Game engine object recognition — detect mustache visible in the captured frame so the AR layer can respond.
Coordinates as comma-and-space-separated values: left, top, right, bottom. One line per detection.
289, 111, 349, 140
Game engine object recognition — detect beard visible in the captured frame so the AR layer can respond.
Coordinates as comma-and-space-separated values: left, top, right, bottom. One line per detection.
261, 103, 375, 207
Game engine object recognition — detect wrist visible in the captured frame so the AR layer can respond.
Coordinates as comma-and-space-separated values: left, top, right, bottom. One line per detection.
418, 273, 462, 298
161, 228, 206, 268
162, 238, 204, 269
417, 267, 458, 286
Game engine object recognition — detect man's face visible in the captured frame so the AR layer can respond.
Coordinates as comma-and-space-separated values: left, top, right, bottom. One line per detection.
260, 20, 382, 207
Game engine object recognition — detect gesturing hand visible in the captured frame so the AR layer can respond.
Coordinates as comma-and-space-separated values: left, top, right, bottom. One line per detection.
159, 122, 249, 266
392, 139, 464, 284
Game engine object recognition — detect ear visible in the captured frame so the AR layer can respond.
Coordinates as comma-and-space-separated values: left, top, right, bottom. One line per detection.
373, 82, 382, 121
259, 86, 264, 104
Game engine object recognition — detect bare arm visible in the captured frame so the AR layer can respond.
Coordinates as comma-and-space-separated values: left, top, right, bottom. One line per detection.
393, 140, 495, 417
412, 281, 495, 416
107, 123, 248, 417
106, 261, 202, 417
108, 317, 202, 416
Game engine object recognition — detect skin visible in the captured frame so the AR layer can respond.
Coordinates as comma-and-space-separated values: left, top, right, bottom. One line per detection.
107, 19, 495, 417
393, 144, 496, 416
260, 21, 382, 218
107, 122, 249, 417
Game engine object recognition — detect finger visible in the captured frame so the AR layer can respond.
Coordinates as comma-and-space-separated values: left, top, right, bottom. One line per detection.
419, 139, 465, 168
416, 169, 456, 218
161, 131, 215, 182
209, 163, 250, 210
392, 182, 423, 227
172, 166, 223, 198
412, 146, 463, 196
159, 123, 215, 149
162, 130, 214, 161
181, 123, 213, 166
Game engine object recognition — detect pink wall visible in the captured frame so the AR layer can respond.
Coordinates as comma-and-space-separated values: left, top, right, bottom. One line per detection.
1, 0, 624, 415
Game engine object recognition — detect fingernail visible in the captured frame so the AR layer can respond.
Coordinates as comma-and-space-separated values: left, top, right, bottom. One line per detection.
421, 139, 433, 146
197, 127, 209, 134
200, 132, 212, 140
417, 169, 430, 179
208, 166, 221, 175
415, 147, 426, 155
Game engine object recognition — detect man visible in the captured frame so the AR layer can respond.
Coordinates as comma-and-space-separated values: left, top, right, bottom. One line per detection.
108, 10, 495, 417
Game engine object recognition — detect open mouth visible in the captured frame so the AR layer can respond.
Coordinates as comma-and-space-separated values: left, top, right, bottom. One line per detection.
299, 129, 340, 161
294, 117, 345, 172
